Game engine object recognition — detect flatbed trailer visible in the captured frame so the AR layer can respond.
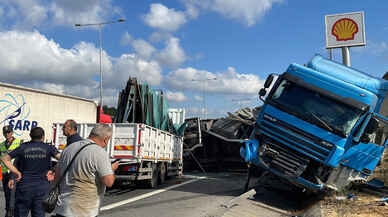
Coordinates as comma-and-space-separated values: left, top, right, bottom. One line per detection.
53, 123, 183, 188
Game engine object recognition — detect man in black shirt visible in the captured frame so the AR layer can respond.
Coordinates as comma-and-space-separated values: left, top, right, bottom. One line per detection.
63, 119, 82, 148
1, 127, 60, 217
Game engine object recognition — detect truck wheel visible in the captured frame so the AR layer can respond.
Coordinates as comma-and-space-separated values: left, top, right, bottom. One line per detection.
159, 163, 166, 184
147, 163, 158, 188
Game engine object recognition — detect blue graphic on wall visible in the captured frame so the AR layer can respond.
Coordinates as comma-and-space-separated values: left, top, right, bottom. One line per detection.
0, 93, 38, 136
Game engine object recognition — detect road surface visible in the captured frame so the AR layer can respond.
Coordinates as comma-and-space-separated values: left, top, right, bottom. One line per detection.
0, 172, 320, 217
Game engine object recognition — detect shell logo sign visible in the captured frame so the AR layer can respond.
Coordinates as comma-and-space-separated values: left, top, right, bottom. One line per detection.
332, 18, 358, 41
325, 12, 365, 48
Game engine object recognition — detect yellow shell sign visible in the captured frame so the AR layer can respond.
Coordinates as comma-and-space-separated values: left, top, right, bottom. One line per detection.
331, 18, 358, 41
325, 12, 365, 48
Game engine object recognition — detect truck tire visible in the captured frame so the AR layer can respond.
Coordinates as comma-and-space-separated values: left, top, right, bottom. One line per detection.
147, 163, 158, 188
159, 163, 167, 184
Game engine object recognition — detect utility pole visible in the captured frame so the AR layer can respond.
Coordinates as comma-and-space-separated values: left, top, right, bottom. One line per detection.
192, 77, 217, 119
75, 18, 125, 107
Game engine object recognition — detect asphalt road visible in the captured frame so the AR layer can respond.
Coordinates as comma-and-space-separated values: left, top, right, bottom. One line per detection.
100, 172, 250, 217
0, 172, 319, 217
0, 173, 254, 217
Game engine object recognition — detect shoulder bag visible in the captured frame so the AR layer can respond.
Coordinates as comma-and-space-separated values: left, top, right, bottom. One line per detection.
42, 142, 96, 213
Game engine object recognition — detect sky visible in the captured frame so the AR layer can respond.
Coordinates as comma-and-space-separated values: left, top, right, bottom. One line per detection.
0, 0, 387, 119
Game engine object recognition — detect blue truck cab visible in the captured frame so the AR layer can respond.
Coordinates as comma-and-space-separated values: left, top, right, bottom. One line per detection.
241, 55, 388, 192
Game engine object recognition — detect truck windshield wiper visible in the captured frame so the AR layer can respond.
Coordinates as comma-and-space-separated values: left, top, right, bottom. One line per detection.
307, 111, 334, 132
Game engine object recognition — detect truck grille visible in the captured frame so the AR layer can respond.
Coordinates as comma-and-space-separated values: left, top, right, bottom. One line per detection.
259, 135, 310, 178
261, 115, 334, 161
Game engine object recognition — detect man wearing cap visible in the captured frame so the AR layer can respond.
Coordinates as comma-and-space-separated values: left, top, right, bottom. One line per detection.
2, 127, 60, 217
0, 125, 22, 217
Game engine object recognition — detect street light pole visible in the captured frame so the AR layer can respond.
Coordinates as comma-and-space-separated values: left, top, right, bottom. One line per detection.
98, 24, 102, 107
192, 77, 217, 119
75, 18, 125, 107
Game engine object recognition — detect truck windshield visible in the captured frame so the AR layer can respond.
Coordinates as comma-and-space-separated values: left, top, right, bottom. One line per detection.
269, 79, 364, 137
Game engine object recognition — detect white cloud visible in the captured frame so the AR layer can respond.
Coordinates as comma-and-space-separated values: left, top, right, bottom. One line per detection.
131, 39, 156, 59
143, 3, 187, 32
194, 95, 203, 101
121, 32, 156, 59
100, 88, 120, 107
37, 82, 65, 94
0, 0, 48, 29
112, 54, 162, 87
120, 32, 132, 46
0, 31, 104, 85
165, 91, 187, 102
185, 106, 206, 116
185, 106, 226, 118
156, 37, 186, 68
27, 81, 100, 100
121, 32, 186, 69
149, 31, 173, 43
0, 30, 162, 106
0, 0, 122, 28
187, 0, 282, 26
184, 2, 199, 19
166, 66, 264, 95
49, 0, 121, 26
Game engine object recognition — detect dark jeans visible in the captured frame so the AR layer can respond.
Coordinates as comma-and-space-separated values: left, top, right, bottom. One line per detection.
2, 173, 11, 212
14, 186, 48, 217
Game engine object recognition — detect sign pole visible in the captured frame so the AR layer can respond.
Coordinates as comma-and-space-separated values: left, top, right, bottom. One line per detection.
342, 46, 350, 67
329, 48, 333, 60
325, 12, 365, 67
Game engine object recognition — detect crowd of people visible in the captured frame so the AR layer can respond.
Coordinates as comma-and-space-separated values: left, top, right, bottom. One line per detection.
0, 120, 119, 217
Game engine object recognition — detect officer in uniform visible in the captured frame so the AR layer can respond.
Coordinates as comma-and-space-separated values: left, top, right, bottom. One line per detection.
0, 125, 22, 217
1, 127, 60, 217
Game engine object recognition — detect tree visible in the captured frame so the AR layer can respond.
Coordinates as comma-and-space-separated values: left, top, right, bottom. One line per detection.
103, 105, 117, 118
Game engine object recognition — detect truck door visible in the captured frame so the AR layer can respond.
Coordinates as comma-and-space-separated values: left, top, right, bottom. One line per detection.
342, 114, 388, 174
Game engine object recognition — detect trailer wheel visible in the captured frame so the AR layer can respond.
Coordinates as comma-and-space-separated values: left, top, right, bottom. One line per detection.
147, 163, 158, 188
159, 163, 166, 184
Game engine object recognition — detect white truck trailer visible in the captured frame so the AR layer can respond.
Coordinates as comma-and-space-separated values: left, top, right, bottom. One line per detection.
0, 82, 98, 142
53, 123, 183, 188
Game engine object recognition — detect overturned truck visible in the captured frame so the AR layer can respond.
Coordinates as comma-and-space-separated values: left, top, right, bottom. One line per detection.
183, 107, 260, 171
241, 55, 388, 192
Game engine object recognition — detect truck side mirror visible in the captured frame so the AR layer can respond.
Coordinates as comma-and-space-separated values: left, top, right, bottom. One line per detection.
259, 88, 267, 97
264, 74, 274, 88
